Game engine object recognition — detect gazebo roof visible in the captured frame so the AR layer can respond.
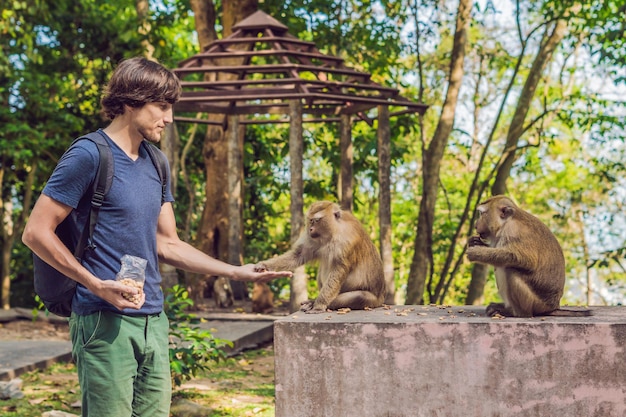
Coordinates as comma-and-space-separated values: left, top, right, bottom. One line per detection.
173, 10, 428, 125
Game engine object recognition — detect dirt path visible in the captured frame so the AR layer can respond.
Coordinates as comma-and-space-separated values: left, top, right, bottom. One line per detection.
0, 317, 70, 341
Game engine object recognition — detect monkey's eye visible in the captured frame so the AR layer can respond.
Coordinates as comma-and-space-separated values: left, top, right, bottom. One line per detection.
311, 217, 322, 224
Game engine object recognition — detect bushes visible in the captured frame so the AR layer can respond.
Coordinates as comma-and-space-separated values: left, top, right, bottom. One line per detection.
164, 285, 233, 387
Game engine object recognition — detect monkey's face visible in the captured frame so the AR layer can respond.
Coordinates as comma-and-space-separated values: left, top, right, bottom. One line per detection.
308, 215, 325, 238
475, 200, 515, 244
306, 201, 340, 240
475, 203, 502, 243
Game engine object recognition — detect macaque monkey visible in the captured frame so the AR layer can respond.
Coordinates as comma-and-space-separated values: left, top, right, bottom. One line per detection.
252, 282, 274, 314
466, 195, 591, 318
255, 201, 386, 314
213, 276, 234, 308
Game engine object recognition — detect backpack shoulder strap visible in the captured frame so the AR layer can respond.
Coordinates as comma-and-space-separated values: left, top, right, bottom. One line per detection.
67, 134, 167, 258
83, 130, 114, 207
70, 130, 114, 257
142, 141, 168, 205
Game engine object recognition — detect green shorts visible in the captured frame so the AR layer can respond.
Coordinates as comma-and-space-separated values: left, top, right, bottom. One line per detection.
69, 310, 171, 417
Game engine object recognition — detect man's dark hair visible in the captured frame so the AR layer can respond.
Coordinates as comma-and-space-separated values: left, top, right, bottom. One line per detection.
100, 57, 181, 120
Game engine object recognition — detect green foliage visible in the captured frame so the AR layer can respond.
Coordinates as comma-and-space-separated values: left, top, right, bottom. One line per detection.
8, 348, 276, 417
243, 123, 292, 261
3, 0, 626, 310
1, 0, 198, 308
0, 362, 81, 417
165, 285, 233, 387
172, 347, 277, 417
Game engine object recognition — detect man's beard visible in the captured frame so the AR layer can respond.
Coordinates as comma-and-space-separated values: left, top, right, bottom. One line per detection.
138, 126, 161, 143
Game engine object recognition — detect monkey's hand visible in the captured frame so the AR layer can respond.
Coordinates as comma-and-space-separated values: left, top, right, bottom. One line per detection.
253, 262, 269, 273
486, 302, 513, 317
305, 306, 329, 314
301, 300, 329, 313
465, 246, 483, 263
468, 235, 488, 247
300, 300, 314, 312
302, 300, 330, 314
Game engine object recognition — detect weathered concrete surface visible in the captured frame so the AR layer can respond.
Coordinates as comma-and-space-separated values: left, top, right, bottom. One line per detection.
0, 340, 73, 381
274, 305, 626, 417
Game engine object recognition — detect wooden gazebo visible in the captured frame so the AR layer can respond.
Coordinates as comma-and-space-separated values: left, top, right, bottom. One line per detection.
173, 10, 428, 305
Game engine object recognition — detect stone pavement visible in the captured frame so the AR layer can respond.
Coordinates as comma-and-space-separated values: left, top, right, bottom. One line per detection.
0, 307, 279, 381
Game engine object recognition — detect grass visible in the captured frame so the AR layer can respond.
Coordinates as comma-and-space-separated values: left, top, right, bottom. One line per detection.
1, 346, 276, 417
172, 346, 277, 416
1, 362, 81, 417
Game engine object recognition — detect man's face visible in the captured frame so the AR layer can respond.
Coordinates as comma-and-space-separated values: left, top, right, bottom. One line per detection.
134, 102, 173, 143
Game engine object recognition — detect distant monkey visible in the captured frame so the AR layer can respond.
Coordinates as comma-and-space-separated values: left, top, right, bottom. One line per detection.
255, 201, 386, 314
251, 282, 274, 314
466, 195, 591, 318
213, 276, 234, 308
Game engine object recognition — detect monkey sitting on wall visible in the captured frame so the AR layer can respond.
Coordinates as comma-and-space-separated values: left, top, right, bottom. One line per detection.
255, 201, 386, 314
466, 195, 591, 318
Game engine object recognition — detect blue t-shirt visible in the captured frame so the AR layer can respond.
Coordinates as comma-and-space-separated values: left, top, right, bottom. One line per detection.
43, 130, 175, 316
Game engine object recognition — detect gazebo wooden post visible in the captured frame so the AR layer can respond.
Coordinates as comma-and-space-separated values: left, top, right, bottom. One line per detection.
377, 105, 395, 304
289, 99, 308, 312
227, 114, 244, 266
339, 114, 353, 211
224, 115, 247, 300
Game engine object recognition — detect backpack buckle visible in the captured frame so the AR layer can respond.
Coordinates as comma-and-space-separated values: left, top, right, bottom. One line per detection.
91, 191, 105, 207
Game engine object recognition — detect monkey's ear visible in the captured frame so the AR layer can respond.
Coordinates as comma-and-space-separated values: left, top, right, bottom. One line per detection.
500, 206, 514, 219
334, 209, 341, 220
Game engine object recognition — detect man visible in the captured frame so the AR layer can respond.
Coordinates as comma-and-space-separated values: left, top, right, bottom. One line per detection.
22, 57, 291, 417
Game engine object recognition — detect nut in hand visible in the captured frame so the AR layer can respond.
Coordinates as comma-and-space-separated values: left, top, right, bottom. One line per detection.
118, 278, 144, 304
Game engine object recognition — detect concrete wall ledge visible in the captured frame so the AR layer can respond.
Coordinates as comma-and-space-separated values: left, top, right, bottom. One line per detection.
274, 305, 626, 417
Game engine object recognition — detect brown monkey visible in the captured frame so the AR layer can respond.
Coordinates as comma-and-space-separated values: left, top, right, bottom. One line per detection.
251, 282, 274, 314
466, 195, 591, 318
255, 201, 386, 314
212, 276, 234, 308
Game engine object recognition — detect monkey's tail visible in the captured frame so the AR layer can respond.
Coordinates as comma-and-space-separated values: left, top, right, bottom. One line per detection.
546, 307, 593, 317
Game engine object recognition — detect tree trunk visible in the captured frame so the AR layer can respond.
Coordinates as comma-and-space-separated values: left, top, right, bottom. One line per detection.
227, 114, 244, 266
288, 99, 307, 313
405, 0, 471, 305
0, 162, 10, 309
377, 105, 395, 304
222, 0, 258, 37
159, 124, 182, 291
191, 124, 229, 306
226, 114, 243, 302
339, 114, 353, 211
135, 0, 154, 60
187, 0, 258, 306
2, 247, 10, 310
491, 19, 569, 195
1, 162, 35, 309
135, 0, 182, 292
465, 264, 489, 305
190, 0, 217, 47
465, 15, 570, 304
